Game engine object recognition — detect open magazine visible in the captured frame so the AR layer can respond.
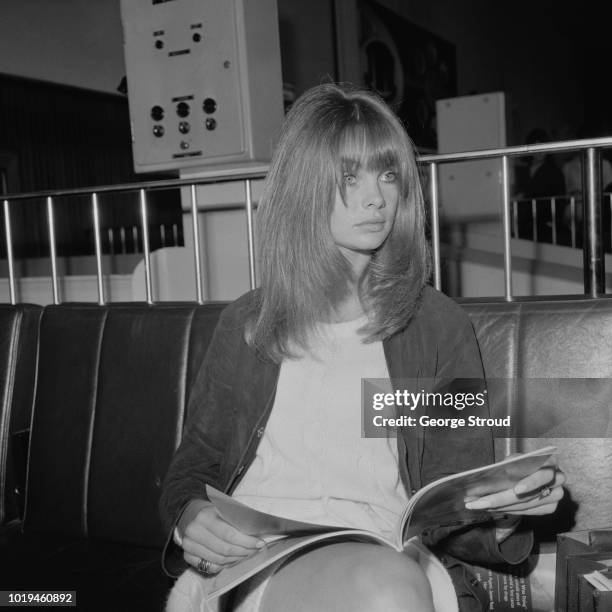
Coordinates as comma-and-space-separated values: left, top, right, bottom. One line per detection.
201, 446, 557, 599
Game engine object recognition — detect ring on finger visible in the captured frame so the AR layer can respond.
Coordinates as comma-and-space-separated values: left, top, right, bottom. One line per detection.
197, 558, 215, 575
537, 485, 552, 500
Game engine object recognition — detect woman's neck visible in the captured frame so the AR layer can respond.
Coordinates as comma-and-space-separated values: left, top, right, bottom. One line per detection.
329, 251, 371, 322
331, 290, 366, 323
338, 247, 371, 280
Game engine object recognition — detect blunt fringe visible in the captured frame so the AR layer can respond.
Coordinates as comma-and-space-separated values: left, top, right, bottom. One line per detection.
246, 83, 431, 361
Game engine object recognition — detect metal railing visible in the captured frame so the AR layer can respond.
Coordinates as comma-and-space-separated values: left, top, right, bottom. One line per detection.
100, 222, 181, 256
421, 136, 612, 299
511, 194, 612, 250
2, 169, 266, 305
2, 137, 612, 305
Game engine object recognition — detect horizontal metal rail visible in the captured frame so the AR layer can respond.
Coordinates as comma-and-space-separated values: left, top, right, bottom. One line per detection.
420, 136, 612, 163
2, 168, 269, 202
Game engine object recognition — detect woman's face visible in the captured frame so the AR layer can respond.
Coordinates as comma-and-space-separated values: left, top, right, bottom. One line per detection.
330, 167, 399, 272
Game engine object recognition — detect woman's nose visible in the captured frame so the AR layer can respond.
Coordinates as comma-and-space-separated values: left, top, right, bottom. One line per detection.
363, 177, 385, 209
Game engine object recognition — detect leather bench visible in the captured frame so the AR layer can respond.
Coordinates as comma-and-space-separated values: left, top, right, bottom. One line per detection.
1, 303, 225, 611
0, 296, 610, 610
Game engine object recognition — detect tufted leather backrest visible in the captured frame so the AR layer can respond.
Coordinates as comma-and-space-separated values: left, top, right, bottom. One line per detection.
24, 303, 226, 548
0, 304, 41, 525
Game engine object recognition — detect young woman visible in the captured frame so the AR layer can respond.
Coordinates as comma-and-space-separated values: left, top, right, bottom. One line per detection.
160, 83, 565, 612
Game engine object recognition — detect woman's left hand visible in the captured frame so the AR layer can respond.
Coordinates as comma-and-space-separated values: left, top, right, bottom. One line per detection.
465, 456, 566, 515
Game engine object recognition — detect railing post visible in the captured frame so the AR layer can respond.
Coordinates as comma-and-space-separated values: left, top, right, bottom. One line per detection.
551, 197, 557, 245
244, 180, 257, 290
139, 189, 153, 304
501, 156, 513, 300
583, 148, 604, 296
3, 199, 16, 304
190, 184, 204, 304
91, 193, 105, 305
609, 194, 612, 252
428, 163, 441, 291
46, 196, 60, 304
570, 196, 577, 248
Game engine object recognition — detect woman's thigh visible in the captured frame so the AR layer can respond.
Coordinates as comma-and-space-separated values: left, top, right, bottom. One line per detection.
253, 542, 435, 612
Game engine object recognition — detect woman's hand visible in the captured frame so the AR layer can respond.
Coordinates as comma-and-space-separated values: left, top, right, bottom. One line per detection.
176, 499, 265, 575
465, 456, 566, 516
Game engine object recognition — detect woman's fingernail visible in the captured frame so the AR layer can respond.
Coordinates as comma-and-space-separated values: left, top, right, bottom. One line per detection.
514, 484, 528, 495
466, 500, 490, 510
256, 539, 266, 548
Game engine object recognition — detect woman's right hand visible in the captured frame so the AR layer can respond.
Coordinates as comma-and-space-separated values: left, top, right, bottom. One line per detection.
177, 499, 266, 574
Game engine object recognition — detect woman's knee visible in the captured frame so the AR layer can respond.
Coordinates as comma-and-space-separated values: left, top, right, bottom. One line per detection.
347, 546, 434, 612
261, 542, 434, 612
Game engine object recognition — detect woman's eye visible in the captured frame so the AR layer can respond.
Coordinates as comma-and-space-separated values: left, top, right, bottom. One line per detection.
380, 171, 397, 183
343, 174, 357, 185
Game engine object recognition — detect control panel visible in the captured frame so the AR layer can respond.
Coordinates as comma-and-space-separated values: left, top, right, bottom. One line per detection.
120, 0, 283, 173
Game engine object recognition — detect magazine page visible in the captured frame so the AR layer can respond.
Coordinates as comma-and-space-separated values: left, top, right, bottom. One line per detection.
202, 489, 399, 599
204, 485, 398, 598
400, 446, 557, 543
206, 486, 345, 537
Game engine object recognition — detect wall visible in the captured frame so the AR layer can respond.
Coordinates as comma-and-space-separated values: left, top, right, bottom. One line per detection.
0, 0, 125, 95
277, 0, 336, 94
370, 0, 584, 143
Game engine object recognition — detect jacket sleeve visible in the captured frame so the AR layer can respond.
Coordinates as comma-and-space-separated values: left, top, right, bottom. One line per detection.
159, 302, 242, 576
419, 306, 533, 566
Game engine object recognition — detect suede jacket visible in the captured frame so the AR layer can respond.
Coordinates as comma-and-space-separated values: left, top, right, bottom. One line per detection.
160, 286, 533, 607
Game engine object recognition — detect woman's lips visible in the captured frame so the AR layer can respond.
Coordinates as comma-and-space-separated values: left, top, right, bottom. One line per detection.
355, 220, 386, 231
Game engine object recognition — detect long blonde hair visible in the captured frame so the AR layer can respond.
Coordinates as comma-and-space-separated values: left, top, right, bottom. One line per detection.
247, 83, 431, 361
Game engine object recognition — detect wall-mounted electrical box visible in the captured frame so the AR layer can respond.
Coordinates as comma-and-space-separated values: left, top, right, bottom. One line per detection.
120, 0, 283, 174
